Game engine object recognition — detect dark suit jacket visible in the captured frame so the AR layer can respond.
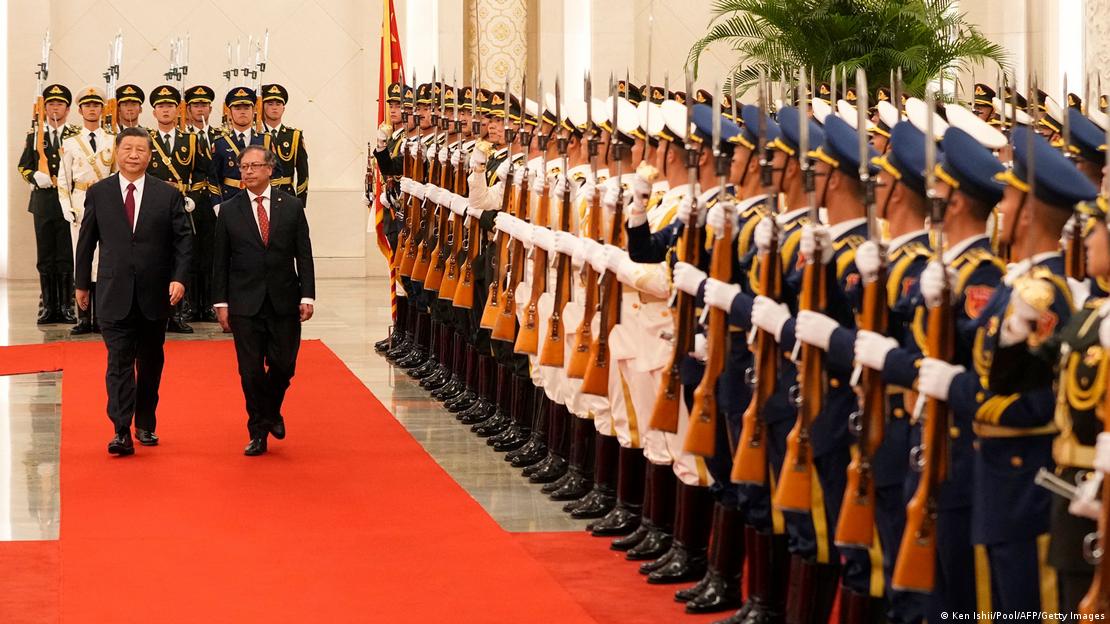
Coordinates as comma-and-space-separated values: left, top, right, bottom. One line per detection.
75, 173, 192, 321
212, 188, 315, 317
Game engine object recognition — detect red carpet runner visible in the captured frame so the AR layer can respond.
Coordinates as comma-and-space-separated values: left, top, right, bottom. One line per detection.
0, 340, 598, 623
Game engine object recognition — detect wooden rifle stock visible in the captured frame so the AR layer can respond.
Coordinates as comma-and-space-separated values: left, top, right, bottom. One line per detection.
424, 157, 453, 292
567, 188, 603, 379
439, 158, 467, 301
493, 170, 531, 342
540, 177, 573, 367
1079, 386, 1110, 615
411, 149, 442, 283
481, 163, 517, 329
835, 267, 889, 547
774, 255, 826, 513
650, 222, 703, 433
516, 173, 550, 354
398, 146, 424, 276
685, 210, 734, 457
892, 276, 953, 593
732, 214, 780, 483
1066, 224, 1086, 280
452, 217, 479, 310
580, 183, 625, 396
391, 139, 412, 273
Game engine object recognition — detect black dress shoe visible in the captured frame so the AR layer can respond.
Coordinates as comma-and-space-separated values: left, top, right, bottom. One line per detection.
589, 503, 641, 536
532, 456, 570, 485
472, 412, 509, 437
487, 424, 521, 448
108, 433, 135, 456
244, 437, 268, 456
611, 522, 651, 551
639, 546, 677, 574
628, 527, 673, 561
570, 488, 616, 519
373, 335, 393, 353
70, 319, 93, 335
548, 469, 592, 501
683, 570, 743, 614
458, 401, 494, 425
507, 436, 547, 467
674, 573, 712, 602
406, 358, 437, 376
135, 429, 159, 446
444, 388, 473, 410
648, 543, 707, 584
167, 317, 194, 334
270, 419, 286, 440
431, 379, 460, 400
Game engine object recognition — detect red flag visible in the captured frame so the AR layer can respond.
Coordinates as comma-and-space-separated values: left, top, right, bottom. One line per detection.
373, 0, 404, 320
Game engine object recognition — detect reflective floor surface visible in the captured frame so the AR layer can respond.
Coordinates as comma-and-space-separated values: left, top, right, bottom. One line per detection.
0, 277, 584, 541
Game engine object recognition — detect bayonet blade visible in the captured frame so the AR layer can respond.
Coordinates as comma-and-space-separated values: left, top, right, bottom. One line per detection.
799, 66, 809, 164
711, 79, 721, 158
924, 86, 936, 196
1062, 72, 1071, 154
857, 68, 869, 181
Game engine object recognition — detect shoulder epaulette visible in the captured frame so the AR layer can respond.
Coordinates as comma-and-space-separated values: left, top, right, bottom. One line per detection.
1029, 266, 1074, 311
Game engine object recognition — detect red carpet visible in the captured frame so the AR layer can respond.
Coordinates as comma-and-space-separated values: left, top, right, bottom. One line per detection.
0, 340, 598, 623
515, 532, 724, 624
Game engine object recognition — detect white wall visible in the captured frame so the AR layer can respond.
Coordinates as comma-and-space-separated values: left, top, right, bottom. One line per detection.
6, 0, 384, 279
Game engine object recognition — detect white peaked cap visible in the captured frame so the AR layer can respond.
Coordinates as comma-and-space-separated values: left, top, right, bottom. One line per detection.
943, 103, 1007, 149
905, 97, 948, 140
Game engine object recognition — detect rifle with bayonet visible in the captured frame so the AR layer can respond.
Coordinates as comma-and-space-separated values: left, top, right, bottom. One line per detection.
775, 66, 822, 513
649, 68, 704, 432
836, 69, 886, 548
685, 81, 734, 456
102, 32, 122, 133
165, 35, 190, 131
494, 83, 533, 342
440, 79, 465, 302
32, 31, 52, 177
480, 80, 519, 330
1062, 74, 1086, 280
733, 70, 777, 483
581, 77, 627, 395
412, 75, 443, 284
453, 79, 482, 310
426, 82, 454, 293
398, 73, 425, 278
517, 79, 553, 355
539, 76, 574, 367
567, 74, 604, 379
253, 31, 269, 133
893, 86, 952, 593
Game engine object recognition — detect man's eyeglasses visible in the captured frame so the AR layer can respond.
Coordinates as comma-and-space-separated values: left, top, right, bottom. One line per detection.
240, 162, 271, 171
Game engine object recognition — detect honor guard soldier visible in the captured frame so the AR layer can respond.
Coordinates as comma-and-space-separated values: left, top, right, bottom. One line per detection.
18, 83, 80, 324
209, 87, 275, 205
115, 84, 145, 130
260, 84, 309, 205
917, 126, 1097, 616
58, 87, 117, 334
147, 84, 211, 333
972, 83, 998, 123
184, 85, 224, 147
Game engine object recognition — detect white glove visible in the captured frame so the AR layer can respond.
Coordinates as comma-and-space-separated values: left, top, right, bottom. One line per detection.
212, 202, 221, 217
1068, 277, 1091, 307
603, 244, 627, 273
751, 296, 791, 342
692, 333, 708, 362
425, 186, 441, 206
512, 164, 527, 186
495, 160, 511, 183
438, 146, 449, 165
184, 197, 196, 213
376, 128, 388, 151
532, 225, 555, 252
466, 206, 483, 219
677, 195, 707, 227
553, 175, 570, 201
530, 172, 547, 196
425, 144, 436, 163
706, 201, 739, 240
412, 183, 427, 201
580, 238, 603, 270
33, 171, 53, 189
1069, 472, 1103, 521
587, 240, 609, 273
514, 222, 533, 248
631, 173, 651, 205
63, 208, 76, 224
795, 310, 839, 351
601, 183, 622, 214
999, 291, 1042, 347
703, 278, 741, 312
1003, 259, 1032, 286
578, 180, 597, 205
854, 330, 898, 371
754, 217, 779, 255
449, 196, 468, 216
920, 262, 957, 308
916, 358, 965, 401
399, 177, 412, 194
855, 241, 881, 282
469, 148, 487, 170
1095, 432, 1110, 474
800, 224, 833, 264
451, 149, 462, 167
672, 262, 707, 296
554, 231, 582, 259
615, 256, 642, 286
494, 212, 518, 235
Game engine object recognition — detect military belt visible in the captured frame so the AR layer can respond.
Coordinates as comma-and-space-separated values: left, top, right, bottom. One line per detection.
73, 181, 93, 191
972, 422, 1059, 438
270, 176, 293, 185
223, 177, 244, 189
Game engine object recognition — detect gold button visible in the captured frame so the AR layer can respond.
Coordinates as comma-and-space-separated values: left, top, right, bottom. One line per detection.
830, 378, 840, 389
973, 440, 981, 451
893, 408, 905, 418
976, 392, 985, 402
949, 426, 960, 438
1010, 456, 1023, 468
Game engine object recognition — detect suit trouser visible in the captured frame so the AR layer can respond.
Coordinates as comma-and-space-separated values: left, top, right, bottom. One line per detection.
99, 296, 167, 435
230, 297, 302, 439
33, 206, 72, 275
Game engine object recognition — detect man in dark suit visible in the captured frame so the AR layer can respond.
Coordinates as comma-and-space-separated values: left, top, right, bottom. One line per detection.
213, 145, 315, 456
74, 127, 192, 456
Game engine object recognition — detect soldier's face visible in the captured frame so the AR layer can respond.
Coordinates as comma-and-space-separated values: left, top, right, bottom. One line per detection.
487, 116, 505, 144
79, 103, 102, 123
116, 135, 152, 177
264, 101, 285, 124
119, 102, 141, 123
874, 169, 895, 217
188, 102, 212, 124
230, 104, 254, 127
974, 104, 993, 122
389, 103, 403, 125
996, 185, 1025, 246
459, 110, 473, 136
153, 102, 177, 125
417, 105, 432, 129
45, 101, 69, 123
1085, 219, 1110, 277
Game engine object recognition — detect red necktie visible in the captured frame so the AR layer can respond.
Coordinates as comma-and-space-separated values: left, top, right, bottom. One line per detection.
124, 183, 136, 231
256, 196, 270, 246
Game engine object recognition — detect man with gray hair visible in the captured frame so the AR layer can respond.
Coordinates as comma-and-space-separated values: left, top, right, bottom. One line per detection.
213, 144, 315, 456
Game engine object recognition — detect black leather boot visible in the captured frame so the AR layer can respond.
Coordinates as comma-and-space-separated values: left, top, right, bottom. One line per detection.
473, 364, 511, 436
628, 463, 677, 561
507, 392, 549, 466
647, 482, 713, 584
683, 503, 745, 613
37, 274, 54, 324
612, 459, 653, 550
459, 355, 496, 424
421, 324, 451, 388
838, 586, 883, 624
729, 531, 789, 624
433, 331, 466, 400
58, 273, 78, 323
408, 319, 439, 378
492, 376, 532, 451
527, 402, 570, 481
570, 433, 619, 519
446, 344, 480, 412
783, 556, 840, 624
548, 416, 594, 501
591, 445, 646, 536
396, 312, 431, 368
376, 297, 407, 353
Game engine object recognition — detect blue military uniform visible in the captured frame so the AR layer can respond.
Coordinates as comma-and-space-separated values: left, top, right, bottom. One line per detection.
208, 87, 278, 204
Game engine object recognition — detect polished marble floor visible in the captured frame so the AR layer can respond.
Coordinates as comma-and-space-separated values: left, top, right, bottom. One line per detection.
0, 277, 584, 540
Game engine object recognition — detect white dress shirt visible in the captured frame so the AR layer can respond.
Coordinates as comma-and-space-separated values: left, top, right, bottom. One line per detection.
213, 186, 315, 308
118, 173, 146, 232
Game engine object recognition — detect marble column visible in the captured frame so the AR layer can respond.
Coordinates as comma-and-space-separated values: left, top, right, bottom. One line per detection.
465, 0, 528, 90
